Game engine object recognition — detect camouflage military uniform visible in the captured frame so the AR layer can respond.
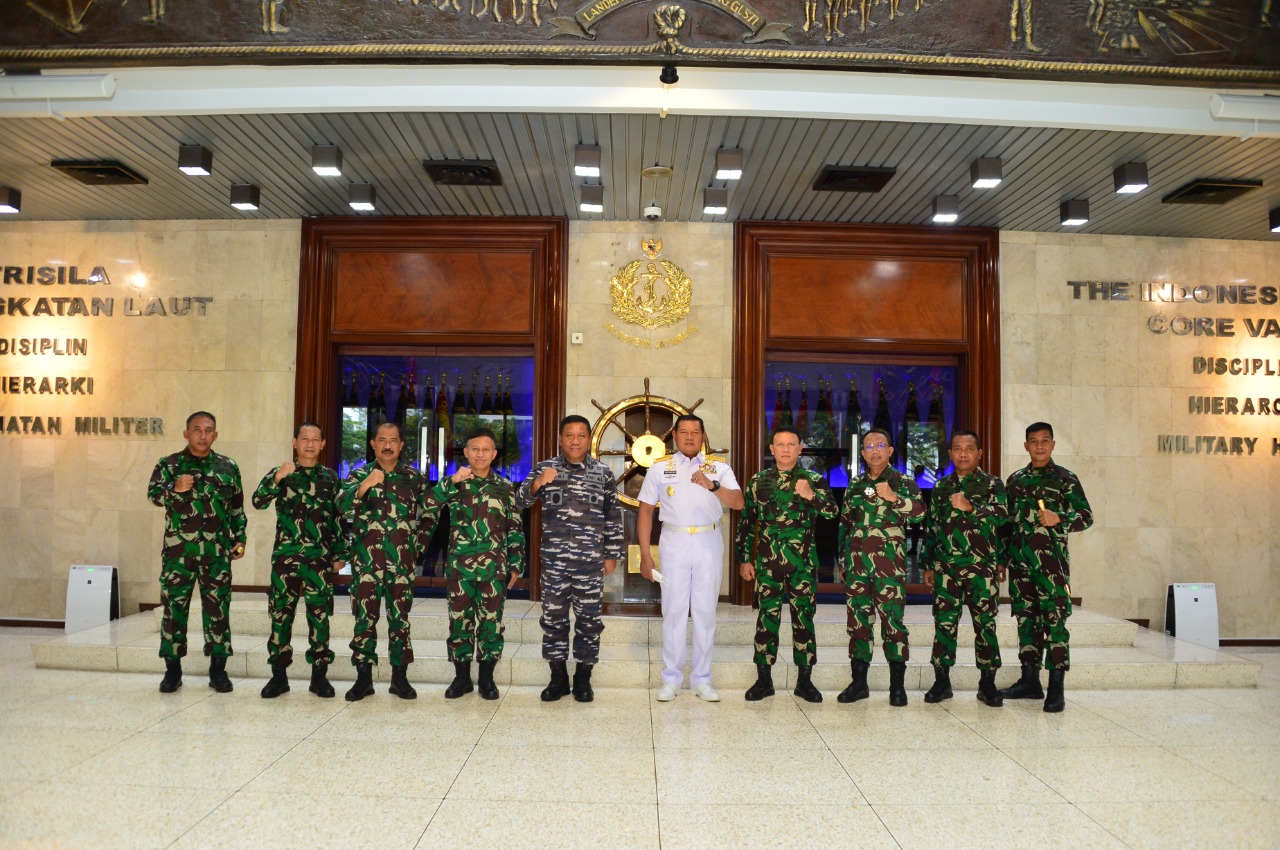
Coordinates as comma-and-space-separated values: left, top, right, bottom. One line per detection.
921, 469, 1008, 670
252, 464, 346, 669
147, 449, 246, 660
340, 463, 429, 668
1005, 461, 1093, 671
838, 467, 925, 663
423, 473, 526, 663
516, 455, 623, 664
734, 467, 837, 667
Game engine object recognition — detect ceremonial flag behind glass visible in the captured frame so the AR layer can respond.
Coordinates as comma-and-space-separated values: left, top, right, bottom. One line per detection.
779, 377, 794, 430
365, 372, 387, 463
842, 377, 863, 475
873, 376, 892, 434
795, 379, 809, 440
435, 372, 452, 464
812, 377, 837, 475
899, 381, 920, 473
503, 373, 520, 472
769, 377, 784, 433
926, 381, 948, 476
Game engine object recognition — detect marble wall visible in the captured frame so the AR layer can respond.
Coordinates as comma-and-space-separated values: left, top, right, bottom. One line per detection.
565, 221, 736, 595
3, 218, 1277, 637
999, 231, 1280, 637
0, 220, 302, 621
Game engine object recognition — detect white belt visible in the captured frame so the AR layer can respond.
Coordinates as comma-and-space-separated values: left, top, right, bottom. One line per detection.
663, 521, 719, 534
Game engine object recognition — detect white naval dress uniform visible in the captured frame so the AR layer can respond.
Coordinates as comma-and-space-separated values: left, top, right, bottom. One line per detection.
638, 452, 741, 688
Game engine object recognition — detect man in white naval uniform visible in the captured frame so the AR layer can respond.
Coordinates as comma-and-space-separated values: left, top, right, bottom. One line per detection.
637, 414, 744, 702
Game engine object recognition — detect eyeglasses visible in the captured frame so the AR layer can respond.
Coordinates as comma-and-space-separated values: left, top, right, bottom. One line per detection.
862, 442, 889, 452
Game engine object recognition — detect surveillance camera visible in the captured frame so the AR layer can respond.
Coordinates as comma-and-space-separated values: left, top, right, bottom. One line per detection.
644, 205, 662, 221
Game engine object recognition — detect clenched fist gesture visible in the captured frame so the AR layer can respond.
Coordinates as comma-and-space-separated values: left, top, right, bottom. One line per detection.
274, 461, 296, 484
950, 492, 974, 512
794, 478, 815, 501
357, 466, 384, 498
531, 465, 558, 494
451, 466, 474, 484
874, 481, 898, 502
174, 474, 195, 493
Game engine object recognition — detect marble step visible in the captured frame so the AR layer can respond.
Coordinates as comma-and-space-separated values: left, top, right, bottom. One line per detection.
150, 599, 1141, 650
34, 609, 1260, 690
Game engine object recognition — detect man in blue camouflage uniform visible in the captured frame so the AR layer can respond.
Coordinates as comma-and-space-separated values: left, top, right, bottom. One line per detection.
1000, 421, 1094, 713
340, 421, 430, 702
516, 415, 623, 703
252, 421, 347, 700
920, 429, 1008, 708
147, 411, 247, 694
423, 428, 526, 701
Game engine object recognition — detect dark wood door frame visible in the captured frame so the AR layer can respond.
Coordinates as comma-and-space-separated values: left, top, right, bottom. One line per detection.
731, 221, 1001, 605
295, 216, 568, 599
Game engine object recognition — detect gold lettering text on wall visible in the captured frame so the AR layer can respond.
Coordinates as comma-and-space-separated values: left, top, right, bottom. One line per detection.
604, 238, 699, 349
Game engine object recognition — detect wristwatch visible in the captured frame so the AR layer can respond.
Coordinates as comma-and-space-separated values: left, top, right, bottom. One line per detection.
710, 480, 721, 492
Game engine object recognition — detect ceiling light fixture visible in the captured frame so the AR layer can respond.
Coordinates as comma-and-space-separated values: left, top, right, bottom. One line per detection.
229, 184, 260, 211
574, 145, 601, 178
177, 144, 212, 177
931, 195, 959, 224
311, 145, 342, 177
1113, 161, 1149, 194
703, 186, 729, 215
1270, 206, 1280, 234
579, 184, 604, 214
715, 149, 743, 181
970, 157, 1003, 189
0, 186, 20, 214
0, 72, 117, 101
1060, 199, 1089, 226
348, 183, 377, 211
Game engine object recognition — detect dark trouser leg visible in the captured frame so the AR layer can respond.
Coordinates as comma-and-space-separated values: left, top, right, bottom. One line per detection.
929, 567, 961, 668
159, 557, 197, 660
752, 567, 784, 667
386, 568, 415, 668
300, 558, 334, 668
197, 556, 233, 659
570, 568, 605, 664
540, 560, 571, 662
348, 564, 383, 665
266, 561, 301, 668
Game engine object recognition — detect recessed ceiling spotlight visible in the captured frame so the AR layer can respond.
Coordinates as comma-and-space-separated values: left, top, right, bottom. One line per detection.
715, 149, 743, 181
579, 184, 604, 214
229, 184, 260, 211
703, 186, 729, 215
311, 145, 342, 177
177, 144, 212, 177
1113, 161, 1149, 194
348, 183, 377, 211
574, 145, 601, 178
970, 157, 1003, 189
1060, 198, 1089, 226
932, 195, 960, 224
0, 186, 20, 214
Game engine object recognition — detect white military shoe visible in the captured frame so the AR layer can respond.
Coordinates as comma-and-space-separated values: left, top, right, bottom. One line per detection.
693, 683, 721, 702
656, 682, 680, 702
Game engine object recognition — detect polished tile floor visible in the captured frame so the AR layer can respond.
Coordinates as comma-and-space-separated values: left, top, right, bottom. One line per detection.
1, 627, 1277, 849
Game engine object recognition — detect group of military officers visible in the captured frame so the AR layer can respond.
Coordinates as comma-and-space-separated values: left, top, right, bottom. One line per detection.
148, 410, 1090, 713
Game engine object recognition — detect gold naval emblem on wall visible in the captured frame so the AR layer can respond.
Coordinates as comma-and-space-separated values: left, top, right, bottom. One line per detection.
604, 238, 699, 348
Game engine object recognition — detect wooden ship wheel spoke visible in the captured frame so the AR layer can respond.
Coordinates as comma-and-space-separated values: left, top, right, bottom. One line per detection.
588, 377, 725, 509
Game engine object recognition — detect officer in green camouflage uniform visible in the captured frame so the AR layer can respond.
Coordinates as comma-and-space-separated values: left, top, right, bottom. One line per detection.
253, 421, 347, 700
734, 427, 837, 703
836, 427, 925, 707
921, 429, 1008, 708
147, 411, 246, 694
1000, 421, 1094, 713
423, 428, 526, 701
340, 421, 429, 702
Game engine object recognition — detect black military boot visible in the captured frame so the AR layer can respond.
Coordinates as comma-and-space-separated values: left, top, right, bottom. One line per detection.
744, 664, 775, 701
309, 664, 335, 698
572, 662, 595, 703
389, 664, 417, 700
793, 665, 823, 703
208, 656, 233, 693
540, 660, 571, 702
477, 659, 500, 700
888, 661, 908, 707
158, 657, 182, 693
837, 659, 870, 704
260, 663, 290, 699
345, 661, 374, 702
977, 669, 1004, 707
444, 661, 473, 699
1043, 669, 1066, 713
1000, 662, 1045, 700
923, 665, 953, 703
